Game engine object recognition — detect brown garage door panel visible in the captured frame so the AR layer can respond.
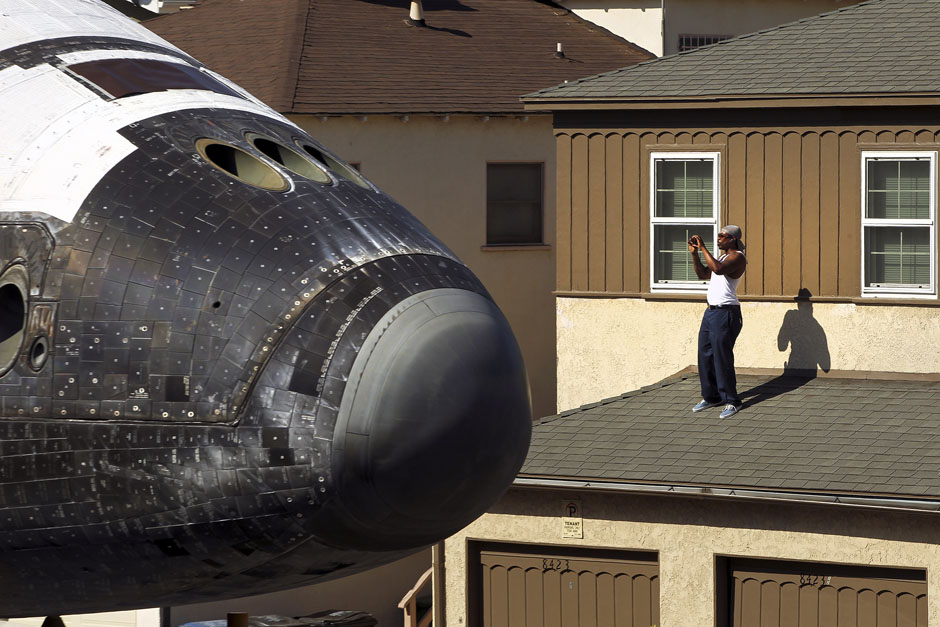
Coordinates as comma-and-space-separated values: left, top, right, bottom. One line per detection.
730, 561, 926, 627
479, 548, 659, 627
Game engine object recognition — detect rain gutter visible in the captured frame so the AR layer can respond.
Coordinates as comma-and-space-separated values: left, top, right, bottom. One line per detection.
514, 476, 940, 514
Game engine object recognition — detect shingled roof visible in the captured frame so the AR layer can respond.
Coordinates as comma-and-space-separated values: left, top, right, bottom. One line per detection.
145, 0, 653, 114
524, 0, 940, 105
520, 370, 940, 504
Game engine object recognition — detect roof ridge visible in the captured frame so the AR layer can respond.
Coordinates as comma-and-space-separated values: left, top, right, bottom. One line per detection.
662, 0, 889, 59
288, 0, 313, 111
522, 46, 662, 98
536, 367, 695, 424
524, 0, 896, 100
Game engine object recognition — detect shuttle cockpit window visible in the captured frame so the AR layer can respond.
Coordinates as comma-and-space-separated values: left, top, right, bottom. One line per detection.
249, 135, 332, 184
298, 142, 372, 190
195, 139, 289, 191
67, 58, 243, 100
0, 265, 28, 377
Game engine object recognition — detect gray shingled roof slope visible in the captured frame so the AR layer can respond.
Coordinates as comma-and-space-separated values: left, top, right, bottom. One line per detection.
526, 0, 940, 101
522, 372, 940, 499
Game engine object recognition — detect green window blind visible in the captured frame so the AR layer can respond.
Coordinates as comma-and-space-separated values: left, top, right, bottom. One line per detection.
865, 226, 930, 287
654, 225, 713, 283
866, 160, 930, 220
655, 160, 713, 218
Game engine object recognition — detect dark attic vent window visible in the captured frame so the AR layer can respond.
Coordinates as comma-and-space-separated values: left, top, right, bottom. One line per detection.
677, 34, 731, 52
68, 58, 243, 100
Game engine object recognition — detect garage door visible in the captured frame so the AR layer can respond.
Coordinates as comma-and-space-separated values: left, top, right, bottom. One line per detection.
729, 558, 927, 627
476, 544, 659, 627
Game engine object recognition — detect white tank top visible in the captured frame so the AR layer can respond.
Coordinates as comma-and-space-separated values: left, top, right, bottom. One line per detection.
706, 253, 745, 306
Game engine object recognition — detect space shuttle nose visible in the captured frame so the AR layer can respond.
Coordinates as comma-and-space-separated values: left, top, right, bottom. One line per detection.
313, 288, 532, 551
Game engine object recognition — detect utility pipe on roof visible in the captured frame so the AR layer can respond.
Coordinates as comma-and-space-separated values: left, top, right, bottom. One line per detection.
408, 1, 426, 27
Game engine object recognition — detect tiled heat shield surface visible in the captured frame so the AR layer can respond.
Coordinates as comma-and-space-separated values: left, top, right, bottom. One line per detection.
0, 0, 532, 615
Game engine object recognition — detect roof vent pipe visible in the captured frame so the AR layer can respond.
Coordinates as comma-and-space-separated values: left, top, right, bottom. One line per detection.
407, 1, 427, 27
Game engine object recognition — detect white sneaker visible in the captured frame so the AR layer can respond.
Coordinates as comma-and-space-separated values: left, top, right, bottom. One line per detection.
719, 404, 740, 419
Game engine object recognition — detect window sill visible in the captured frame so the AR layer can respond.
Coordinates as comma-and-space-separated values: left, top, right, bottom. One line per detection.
480, 244, 551, 252
553, 290, 940, 307
861, 291, 936, 300
649, 286, 708, 294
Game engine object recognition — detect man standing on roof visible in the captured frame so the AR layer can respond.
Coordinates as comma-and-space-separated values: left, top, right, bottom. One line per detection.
688, 226, 747, 419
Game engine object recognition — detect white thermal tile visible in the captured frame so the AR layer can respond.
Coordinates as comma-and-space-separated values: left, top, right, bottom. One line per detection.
113, 90, 291, 126
0, 62, 288, 223
0, 0, 293, 222
0, 65, 101, 163
0, 0, 169, 52
57, 50, 195, 66
11, 116, 137, 223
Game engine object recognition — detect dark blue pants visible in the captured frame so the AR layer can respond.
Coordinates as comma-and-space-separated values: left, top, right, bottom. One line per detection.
698, 306, 743, 406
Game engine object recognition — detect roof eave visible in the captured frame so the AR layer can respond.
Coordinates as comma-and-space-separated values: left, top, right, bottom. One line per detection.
513, 476, 940, 515
284, 107, 546, 117
522, 92, 940, 111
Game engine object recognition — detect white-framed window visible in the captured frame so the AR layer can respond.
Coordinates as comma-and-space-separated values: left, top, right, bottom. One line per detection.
861, 151, 936, 297
649, 151, 720, 292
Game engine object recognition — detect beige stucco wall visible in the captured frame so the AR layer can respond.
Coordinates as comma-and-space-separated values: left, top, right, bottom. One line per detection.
556, 0, 664, 56
444, 487, 940, 626
557, 296, 940, 411
291, 114, 557, 419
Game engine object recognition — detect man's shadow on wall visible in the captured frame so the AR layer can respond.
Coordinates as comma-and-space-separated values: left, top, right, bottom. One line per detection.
741, 288, 831, 409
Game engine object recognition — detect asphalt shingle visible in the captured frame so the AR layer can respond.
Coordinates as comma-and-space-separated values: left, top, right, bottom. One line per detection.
146, 0, 653, 114
526, 0, 940, 102
522, 372, 940, 500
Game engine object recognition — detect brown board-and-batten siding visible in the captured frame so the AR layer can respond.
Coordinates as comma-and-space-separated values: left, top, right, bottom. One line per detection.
554, 115, 940, 300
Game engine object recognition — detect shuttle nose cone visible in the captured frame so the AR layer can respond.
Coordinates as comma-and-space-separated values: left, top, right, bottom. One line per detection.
313, 288, 531, 551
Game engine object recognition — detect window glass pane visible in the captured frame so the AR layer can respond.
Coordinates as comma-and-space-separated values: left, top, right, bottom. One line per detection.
488, 164, 541, 202
866, 160, 930, 219
654, 225, 713, 283
487, 164, 542, 245
487, 201, 541, 245
865, 226, 931, 287
654, 159, 713, 218
69, 58, 242, 100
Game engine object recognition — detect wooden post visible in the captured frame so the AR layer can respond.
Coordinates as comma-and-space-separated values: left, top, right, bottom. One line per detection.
227, 613, 249, 627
